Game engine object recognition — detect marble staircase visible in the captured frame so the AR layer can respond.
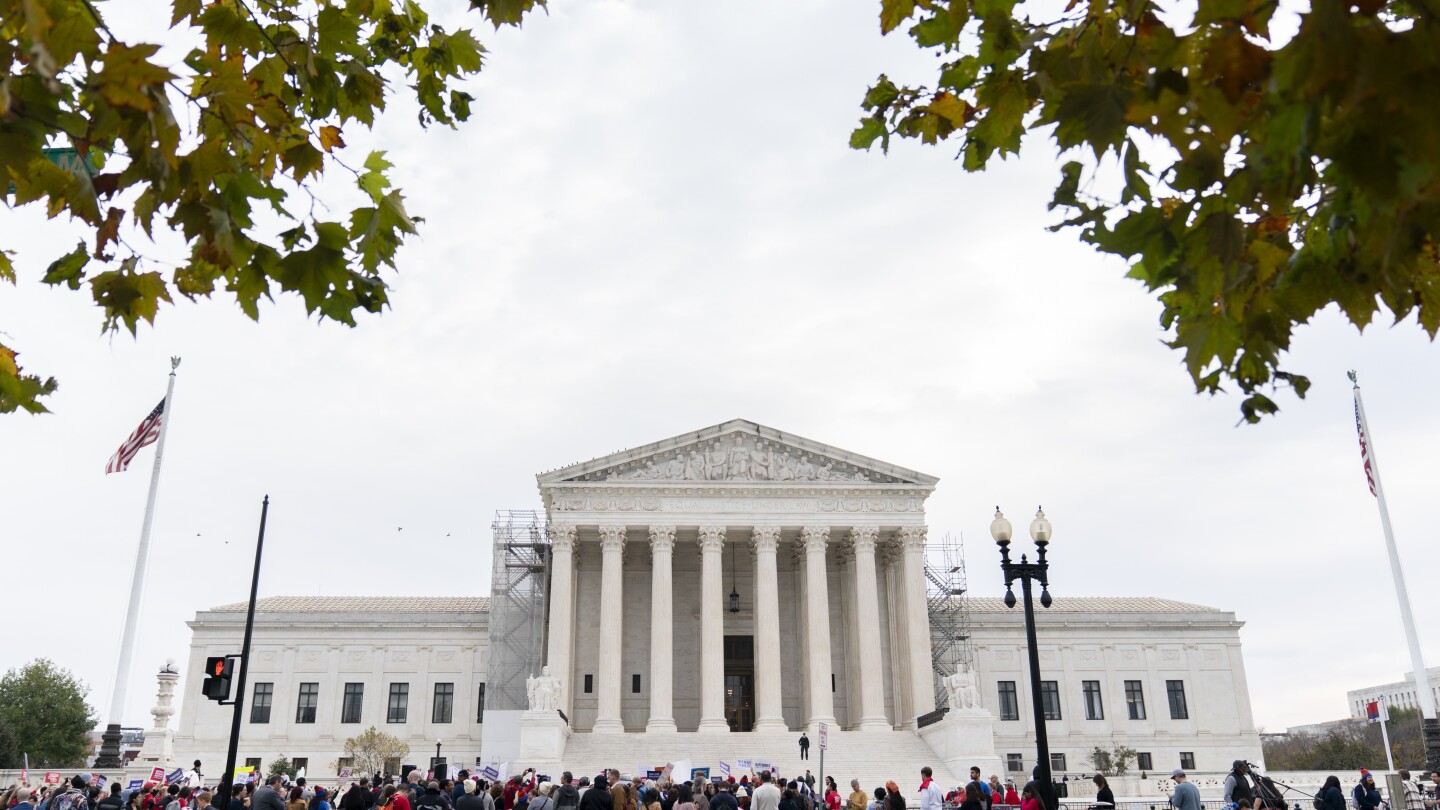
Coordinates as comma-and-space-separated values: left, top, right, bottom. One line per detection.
556, 729, 964, 797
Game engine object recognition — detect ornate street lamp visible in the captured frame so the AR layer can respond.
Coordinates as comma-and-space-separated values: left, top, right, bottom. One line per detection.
993, 507, 1057, 810
729, 543, 740, 613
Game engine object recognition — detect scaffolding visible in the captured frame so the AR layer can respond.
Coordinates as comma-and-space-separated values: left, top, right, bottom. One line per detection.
926, 531, 974, 711
483, 510, 551, 712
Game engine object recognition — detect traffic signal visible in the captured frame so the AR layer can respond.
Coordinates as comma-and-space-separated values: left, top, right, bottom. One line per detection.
202, 656, 234, 701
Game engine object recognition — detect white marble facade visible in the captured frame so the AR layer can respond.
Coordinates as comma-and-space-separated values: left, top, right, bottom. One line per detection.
174, 598, 490, 774
968, 597, 1264, 775
171, 421, 1264, 777
537, 420, 940, 734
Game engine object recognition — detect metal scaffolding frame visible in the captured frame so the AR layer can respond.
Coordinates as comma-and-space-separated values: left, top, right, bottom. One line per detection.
482, 510, 551, 712
926, 531, 974, 710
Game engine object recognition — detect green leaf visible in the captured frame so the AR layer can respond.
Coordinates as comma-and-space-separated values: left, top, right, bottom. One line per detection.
849, 117, 888, 151
912, 14, 959, 48
90, 259, 174, 335
862, 75, 901, 111
880, 0, 916, 33
42, 242, 91, 290
1055, 84, 1131, 157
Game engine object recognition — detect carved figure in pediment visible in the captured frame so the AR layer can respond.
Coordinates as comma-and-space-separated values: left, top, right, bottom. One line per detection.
662, 452, 684, 479
684, 449, 704, 480
727, 436, 751, 479
795, 453, 816, 481
776, 452, 796, 481
706, 441, 727, 480
816, 463, 842, 481
752, 444, 773, 480
635, 461, 659, 479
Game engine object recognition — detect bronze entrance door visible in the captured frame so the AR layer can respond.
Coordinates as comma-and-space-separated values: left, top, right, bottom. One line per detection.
724, 635, 754, 731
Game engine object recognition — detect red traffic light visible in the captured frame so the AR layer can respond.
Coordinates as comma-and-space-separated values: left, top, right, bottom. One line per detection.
203, 656, 234, 701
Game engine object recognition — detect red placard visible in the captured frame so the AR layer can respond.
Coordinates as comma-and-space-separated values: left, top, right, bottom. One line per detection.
151, 768, 167, 783
44, 772, 62, 784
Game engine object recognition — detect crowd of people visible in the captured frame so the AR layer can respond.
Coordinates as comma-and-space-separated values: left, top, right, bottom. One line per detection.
1, 764, 1038, 810
6, 760, 1440, 810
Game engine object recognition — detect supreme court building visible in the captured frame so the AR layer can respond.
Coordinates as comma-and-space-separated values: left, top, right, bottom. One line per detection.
537, 419, 940, 736
176, 420, 1263, 784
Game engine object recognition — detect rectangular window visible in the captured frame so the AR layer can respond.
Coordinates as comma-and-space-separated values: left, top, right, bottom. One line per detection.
1082, 680, 1104, 720
250, 682, 273, 724
584, 674, 593, 694
1040, 680, 1062, 720
296, 683, 318, 724
1125, 680, 1147, 720
433, 682, 454, 723
387, 683, 409, 723
244, 758, 262, 771
1005, 754, 1024, 773
1179, 752, 1195, 770
998, 681, 1020, 721
1050, 753, 1067, 772
337, 758, 354, 771
477, 684, 486, 723
1167, 680, 1189, 719
341, 683, 364, 723
633, 674, 642, 694
292, 758, 308, 774
1137, 753, 1153, 771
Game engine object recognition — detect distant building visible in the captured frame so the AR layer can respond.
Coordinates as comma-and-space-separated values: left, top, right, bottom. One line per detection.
86, 727, 144, 767
1347, 666, 1440, 717
1282, 718, 1356, 738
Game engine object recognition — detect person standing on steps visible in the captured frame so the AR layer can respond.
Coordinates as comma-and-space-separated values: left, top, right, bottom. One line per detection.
798, 734, 810, 761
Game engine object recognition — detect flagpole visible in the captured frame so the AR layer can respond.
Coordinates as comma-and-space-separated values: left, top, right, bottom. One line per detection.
1349, 371, 1439, 772
95, 356, 181, 769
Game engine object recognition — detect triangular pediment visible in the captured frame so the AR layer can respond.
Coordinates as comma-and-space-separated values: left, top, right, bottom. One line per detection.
537, 419, 937, 487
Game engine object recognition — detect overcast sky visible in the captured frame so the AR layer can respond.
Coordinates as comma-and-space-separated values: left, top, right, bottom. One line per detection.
3, 0, 1437, 736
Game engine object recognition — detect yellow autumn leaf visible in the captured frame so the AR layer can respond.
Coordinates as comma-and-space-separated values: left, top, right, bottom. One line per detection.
319, 125, 346, 153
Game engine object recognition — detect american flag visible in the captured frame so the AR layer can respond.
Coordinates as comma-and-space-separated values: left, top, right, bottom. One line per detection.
1354, 398, 1377, 497
105, 398, 166, 474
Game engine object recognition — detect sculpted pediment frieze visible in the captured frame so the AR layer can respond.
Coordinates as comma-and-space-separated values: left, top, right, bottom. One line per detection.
563, 432, 912, 485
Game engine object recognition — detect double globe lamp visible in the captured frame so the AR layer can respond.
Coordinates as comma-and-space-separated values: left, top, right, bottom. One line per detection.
991, 507, 1058, 810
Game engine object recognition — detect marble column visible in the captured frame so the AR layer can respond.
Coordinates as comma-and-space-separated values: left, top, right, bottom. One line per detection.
883, 542, 914, 728
801, 525, 837, 728
698, 526, 730, 733
900, 525, 937, 717
751, 525, 786, 731
848, 526, 892, 729
545, 523, 578, 718
835, 540, 860, 728
647, 525, 678, 732
593, 525, 627, 733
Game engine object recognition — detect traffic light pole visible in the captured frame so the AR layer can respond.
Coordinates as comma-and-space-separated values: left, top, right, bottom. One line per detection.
215, 496, 270, 807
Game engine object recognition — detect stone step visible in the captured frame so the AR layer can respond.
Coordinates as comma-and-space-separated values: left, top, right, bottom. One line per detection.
557, 729, 964, 797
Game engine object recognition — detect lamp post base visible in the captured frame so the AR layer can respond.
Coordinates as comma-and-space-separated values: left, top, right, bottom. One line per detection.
1423, 717, 1440, 774
94, 723, 126, 769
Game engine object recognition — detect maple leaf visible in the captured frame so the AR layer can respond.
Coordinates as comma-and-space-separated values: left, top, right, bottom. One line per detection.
319, 125, 347, 153
95, 43, 176, 110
